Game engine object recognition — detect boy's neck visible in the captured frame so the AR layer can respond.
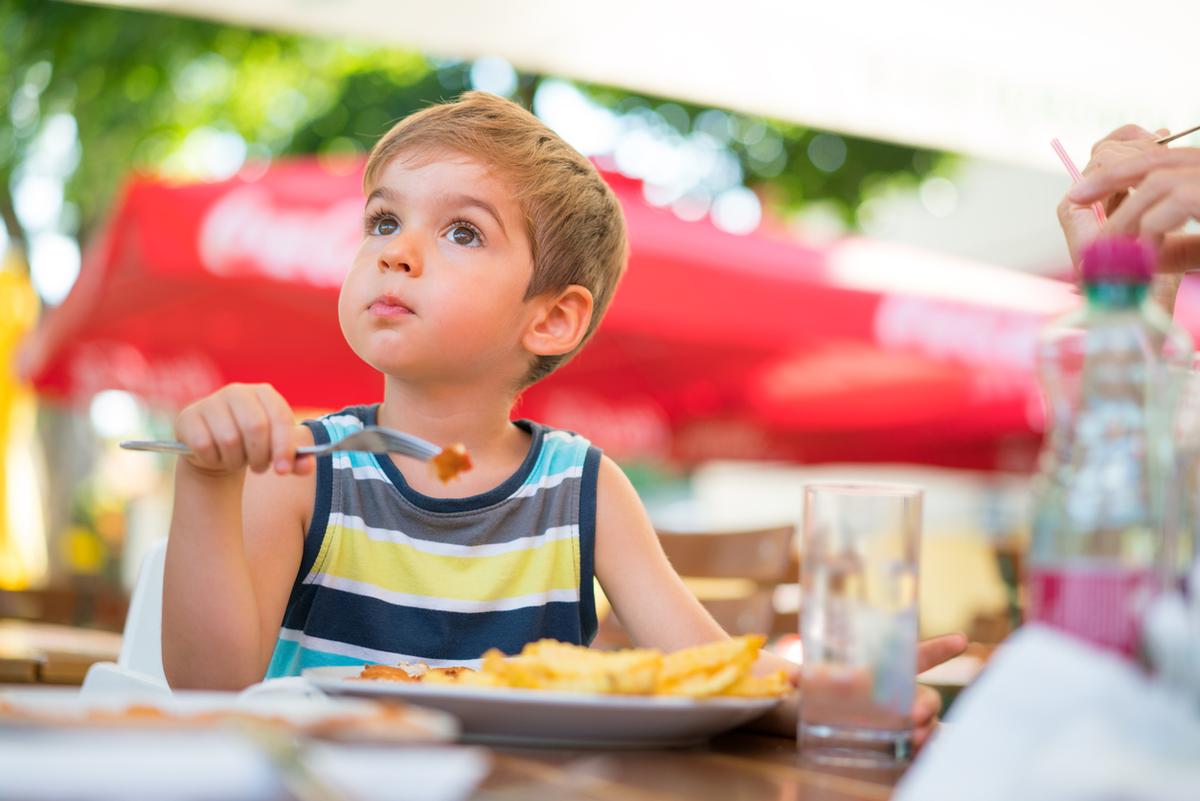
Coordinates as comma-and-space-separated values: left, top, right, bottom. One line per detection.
376, 376, 528, 469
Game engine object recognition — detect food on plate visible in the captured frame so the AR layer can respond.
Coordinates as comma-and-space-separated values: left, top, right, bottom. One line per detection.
431, 443, 472, 482
356, 635, 789, 699
0, 695, 445, 742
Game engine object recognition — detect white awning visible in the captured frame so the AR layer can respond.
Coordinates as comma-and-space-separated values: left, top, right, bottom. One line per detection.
74, 0, 1200, 170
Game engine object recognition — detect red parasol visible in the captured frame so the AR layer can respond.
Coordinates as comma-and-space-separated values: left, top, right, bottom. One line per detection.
21, 158, 1090, 470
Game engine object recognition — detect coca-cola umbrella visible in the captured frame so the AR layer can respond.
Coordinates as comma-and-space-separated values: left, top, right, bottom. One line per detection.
20, 157, 1084, 470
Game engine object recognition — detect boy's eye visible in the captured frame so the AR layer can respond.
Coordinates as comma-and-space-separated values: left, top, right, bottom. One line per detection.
447, 223, 481, 247
367, 214, 398, 236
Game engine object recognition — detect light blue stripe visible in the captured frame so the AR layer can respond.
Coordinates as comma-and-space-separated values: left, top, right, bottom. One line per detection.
264, 638, 367, 679
329, 450, 383, 470
321, 414, 364, 442
524, 433, 589, 485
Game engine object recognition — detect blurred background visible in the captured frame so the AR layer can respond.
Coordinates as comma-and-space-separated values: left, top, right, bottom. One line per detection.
2, 0, 1198, 660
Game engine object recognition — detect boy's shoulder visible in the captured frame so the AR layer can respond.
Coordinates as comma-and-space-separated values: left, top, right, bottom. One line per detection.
518, 418, 598, 457
303, 404, 376, 440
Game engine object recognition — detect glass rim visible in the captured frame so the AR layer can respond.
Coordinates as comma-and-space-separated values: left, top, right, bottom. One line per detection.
803, 481, 923, 498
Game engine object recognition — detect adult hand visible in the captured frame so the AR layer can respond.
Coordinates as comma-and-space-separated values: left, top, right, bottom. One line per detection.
1060, 125, 1200, 274
1056, 125, 1163, 268
911, 632, 968, 752
750, 632, 967, 755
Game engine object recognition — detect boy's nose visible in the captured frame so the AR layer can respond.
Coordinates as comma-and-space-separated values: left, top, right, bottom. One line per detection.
378, 240, 422, 276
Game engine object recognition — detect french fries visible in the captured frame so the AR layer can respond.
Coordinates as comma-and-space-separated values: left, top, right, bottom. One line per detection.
356, 634, 788, 699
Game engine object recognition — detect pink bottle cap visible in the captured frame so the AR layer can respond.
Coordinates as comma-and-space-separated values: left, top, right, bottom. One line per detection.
1080, 237, 1156, 284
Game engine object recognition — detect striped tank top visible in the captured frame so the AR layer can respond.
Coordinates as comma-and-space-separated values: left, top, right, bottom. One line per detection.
264, 404, 600, 677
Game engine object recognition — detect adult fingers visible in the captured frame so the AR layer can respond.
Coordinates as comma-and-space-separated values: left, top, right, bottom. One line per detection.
1084, 137, 1158, 177
912, 719, 938, 752
1103, 168, 1186, 236
1093, 124, 1159, 152
916, 633, 968, 673
912, 683, 942, 728
1137, 180, 1200, 241
1071, 149, 1200, 203
1160, 234, 1200, 274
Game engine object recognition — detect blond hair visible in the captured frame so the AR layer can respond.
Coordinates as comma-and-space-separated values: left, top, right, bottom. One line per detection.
364, 91, 629, 386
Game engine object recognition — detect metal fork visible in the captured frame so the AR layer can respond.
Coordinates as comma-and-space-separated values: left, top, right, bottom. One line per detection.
1156, 124, 1200, 145
120, 425, 442, 461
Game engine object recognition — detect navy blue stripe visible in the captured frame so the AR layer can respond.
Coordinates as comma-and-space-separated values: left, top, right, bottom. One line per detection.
365, 404, 547, 514
296, 419, 333, 581
297, 586, 585, 661
280, 581, 318, 632
578, 445, 601, 644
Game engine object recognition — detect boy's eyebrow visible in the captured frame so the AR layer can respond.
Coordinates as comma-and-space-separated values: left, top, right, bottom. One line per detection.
364, 187, 508, 237
365, 187, 398, 207
439, 192, 508, 236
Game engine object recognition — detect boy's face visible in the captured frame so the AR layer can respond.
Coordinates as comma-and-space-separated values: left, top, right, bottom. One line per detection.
340, 150, 537, 385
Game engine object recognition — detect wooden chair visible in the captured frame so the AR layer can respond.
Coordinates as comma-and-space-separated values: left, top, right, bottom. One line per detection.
593, 524, 799, 649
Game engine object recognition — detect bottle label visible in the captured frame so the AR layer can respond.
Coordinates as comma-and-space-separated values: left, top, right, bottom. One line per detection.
1026, 564, 1156, 657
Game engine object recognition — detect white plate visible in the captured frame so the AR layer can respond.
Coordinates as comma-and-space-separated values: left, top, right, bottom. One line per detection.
303, 665, 781, 748
0, 686, 459, 743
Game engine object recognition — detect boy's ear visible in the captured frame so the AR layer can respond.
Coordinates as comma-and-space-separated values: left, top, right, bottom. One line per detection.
523, 285, 594, 358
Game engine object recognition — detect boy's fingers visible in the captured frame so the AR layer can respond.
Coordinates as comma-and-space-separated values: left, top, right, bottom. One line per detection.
253, 385, 296, 473
227, 390, 273, 473
177, 413, 219, 467
294, 454, 316, 476
916, 633, 968, 673
206, 400, 247, 469
1071, 149, 1200, 203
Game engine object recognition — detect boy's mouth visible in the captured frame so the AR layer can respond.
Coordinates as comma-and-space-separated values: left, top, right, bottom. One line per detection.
368, 293, 414, 318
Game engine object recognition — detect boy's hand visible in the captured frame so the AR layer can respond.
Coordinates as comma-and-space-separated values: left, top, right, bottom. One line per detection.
1057, 124, 1164, 269
174, 383, 313, 478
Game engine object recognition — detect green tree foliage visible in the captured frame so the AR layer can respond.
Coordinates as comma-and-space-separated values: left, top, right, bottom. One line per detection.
2, 0, 946, 269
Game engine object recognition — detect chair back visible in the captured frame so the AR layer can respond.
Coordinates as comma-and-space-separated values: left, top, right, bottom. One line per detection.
117, 538, 167, 682
594, 524, 798, 648
656, 525, 796, 583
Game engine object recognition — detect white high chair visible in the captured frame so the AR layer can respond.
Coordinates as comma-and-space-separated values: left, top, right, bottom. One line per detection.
81, 538, 171, 697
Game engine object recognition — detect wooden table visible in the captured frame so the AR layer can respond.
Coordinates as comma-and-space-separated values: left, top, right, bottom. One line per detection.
0, 620, 122, 684
471, 732, 900, 801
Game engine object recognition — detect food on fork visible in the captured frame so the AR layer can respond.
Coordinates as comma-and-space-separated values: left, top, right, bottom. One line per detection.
431, 443, 472, 482
355, 635, 789, 699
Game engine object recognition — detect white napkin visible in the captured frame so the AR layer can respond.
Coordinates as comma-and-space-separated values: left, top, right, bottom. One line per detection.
895, 624, 1200, 801
0, 729, 490, 801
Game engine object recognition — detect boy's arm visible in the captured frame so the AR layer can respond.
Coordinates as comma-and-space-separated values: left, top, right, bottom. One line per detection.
594, 455, 965, 747
162, 424, 313, 690
593, 455, 729, 652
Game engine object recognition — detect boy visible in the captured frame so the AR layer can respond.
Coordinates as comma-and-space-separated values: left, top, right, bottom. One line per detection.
162, 92, 957, 743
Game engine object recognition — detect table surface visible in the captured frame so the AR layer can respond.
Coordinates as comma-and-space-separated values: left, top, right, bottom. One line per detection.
0, 620, 122, 684
471, 732, 901, 801
0, 619, 915, 799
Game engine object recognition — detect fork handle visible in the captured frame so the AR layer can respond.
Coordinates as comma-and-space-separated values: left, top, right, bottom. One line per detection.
120, 440, 325, 456
120, 440, 194, 455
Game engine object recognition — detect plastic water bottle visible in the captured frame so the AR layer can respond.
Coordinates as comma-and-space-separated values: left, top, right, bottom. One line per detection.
1027, 237, 1193, 657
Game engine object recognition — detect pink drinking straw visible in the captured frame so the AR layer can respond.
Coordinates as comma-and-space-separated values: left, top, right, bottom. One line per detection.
1051, 137, 1107, 228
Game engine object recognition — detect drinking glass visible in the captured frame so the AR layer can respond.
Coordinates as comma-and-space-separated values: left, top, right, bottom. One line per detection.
798, 482, 922, 767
